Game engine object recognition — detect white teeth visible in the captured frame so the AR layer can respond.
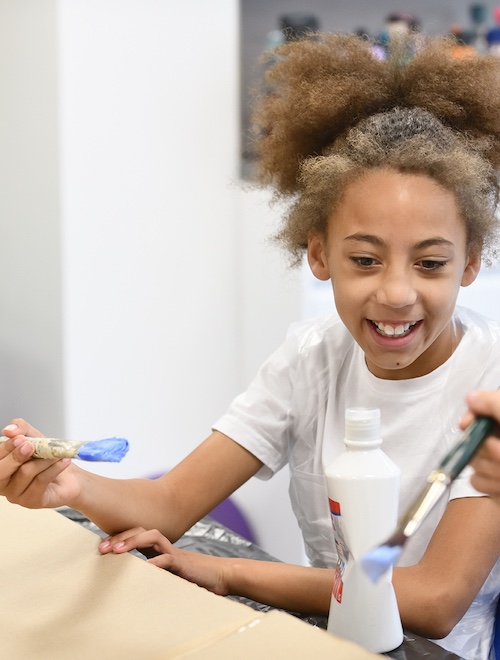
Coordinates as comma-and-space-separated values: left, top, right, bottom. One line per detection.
373, 321, 415, 337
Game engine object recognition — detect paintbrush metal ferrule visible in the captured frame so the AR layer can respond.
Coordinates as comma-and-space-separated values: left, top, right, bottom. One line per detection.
398, 470, 450, 539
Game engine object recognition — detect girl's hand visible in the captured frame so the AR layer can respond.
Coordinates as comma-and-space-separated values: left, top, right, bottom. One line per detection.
462, 392, 500, 499
98, 527, 231, 596
0, 419, 81, 508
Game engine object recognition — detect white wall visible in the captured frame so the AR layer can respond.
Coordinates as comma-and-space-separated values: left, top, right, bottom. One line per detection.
233, 186, 304, 562
57, 0, 241, 479
456, 266, 500, 320
0, 0, 306, 565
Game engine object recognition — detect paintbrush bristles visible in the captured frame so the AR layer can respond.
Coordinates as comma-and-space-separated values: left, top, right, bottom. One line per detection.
361, 544, 404, 583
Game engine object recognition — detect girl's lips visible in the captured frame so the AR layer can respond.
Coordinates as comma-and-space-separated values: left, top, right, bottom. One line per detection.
366, 319, 422, 347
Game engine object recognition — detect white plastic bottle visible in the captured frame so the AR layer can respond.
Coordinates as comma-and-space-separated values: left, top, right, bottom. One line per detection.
325, 407, 404, 653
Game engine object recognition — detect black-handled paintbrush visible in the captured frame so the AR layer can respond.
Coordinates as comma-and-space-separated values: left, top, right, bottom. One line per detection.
361, 415, 496, 582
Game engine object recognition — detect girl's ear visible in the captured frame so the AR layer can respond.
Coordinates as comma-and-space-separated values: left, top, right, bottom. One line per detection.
461, 250, 481, 287
307, 233, 331, 281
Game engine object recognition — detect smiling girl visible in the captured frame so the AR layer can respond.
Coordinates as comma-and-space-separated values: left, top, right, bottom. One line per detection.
2, 34, 500, 660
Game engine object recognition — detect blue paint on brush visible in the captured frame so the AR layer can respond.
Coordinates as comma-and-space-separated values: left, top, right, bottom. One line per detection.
76, 437, 129, 462
361, 545, 403, 583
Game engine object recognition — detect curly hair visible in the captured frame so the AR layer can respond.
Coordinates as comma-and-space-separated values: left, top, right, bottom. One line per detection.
251, 34, 500, 266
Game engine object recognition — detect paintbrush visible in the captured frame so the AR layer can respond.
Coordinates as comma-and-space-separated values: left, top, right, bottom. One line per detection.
361, 414, 496, 582
0, 435, 129, 462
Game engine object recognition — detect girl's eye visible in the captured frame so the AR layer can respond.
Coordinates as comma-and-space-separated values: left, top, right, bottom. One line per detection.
419, 260, 448, 270
351, 256, 377, 267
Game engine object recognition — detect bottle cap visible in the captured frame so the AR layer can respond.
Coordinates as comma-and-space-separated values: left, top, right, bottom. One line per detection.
344, 407, 381, 447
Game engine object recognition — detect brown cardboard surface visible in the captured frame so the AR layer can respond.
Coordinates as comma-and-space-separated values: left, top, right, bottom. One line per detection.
0, 497, 381, 659
174, 610, 381, 659
0, 497, 258, 659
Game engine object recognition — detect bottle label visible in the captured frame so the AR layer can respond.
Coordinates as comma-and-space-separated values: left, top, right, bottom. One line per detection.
329, 498, 350, 603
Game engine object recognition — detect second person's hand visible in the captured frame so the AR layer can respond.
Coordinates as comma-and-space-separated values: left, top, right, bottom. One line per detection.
462, 392, 500, 500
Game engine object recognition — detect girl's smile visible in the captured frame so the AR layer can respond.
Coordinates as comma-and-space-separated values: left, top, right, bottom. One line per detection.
308, 168, 481, 380
367, 318, 422, 346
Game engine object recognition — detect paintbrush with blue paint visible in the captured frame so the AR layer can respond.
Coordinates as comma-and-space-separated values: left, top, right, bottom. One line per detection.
0, 435, 129, 462
361, 415, 496, 583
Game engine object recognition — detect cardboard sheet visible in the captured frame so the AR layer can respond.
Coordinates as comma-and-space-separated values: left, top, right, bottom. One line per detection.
175, 610, 381, 659
0, 497, 257, 659
0, 496, 380, 658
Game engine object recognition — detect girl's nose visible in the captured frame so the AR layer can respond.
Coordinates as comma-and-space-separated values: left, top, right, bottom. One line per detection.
376, 271, 418, 308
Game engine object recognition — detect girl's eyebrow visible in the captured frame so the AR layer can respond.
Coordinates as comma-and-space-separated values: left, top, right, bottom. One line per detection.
415, 237, 455, 250
344, 233, 454, 250
344, 233, 384, 246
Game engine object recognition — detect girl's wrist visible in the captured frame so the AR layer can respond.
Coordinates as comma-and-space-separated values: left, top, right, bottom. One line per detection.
224, 559, 250, 597
66, 464, 94, 511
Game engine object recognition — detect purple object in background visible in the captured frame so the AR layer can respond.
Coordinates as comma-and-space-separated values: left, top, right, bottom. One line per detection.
208, 498, 257, 544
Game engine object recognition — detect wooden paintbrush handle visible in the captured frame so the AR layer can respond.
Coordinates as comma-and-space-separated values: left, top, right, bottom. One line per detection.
0, 436, 85, 459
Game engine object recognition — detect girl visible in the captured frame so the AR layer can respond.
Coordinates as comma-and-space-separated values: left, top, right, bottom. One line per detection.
2, 34, 500, 659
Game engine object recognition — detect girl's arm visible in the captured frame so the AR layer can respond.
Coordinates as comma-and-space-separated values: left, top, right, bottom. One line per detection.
0, 422, 262, 542
81, 431, 263, 540
103, 494, 500, 639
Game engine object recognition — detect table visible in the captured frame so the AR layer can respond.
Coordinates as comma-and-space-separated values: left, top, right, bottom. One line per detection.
59, 508, 463, 660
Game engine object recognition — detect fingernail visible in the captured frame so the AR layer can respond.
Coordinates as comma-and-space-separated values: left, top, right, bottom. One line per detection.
20, 442, 32, 455
3, 424, 18, 432
113, 542, 125, 550
13, 437, 24, 447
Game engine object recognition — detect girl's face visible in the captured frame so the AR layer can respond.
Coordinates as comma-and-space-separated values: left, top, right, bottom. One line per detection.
308, 169, 481, 380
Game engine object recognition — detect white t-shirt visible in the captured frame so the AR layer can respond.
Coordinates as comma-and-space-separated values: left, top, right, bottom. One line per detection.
213, 306, 500, 660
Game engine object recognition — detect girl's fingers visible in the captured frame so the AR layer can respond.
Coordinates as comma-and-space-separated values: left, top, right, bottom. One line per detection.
466, 391, 500, 423
99, 528, 173, 555
0, 440, 51, 496
98, 527, 146, 552
3, 419, 44, 439
470, 472, 500, 497
0, 421, 47, 489
2, 457, 66, 501
0, 435, 35, 464
459, 411, 475, 430
470, 434, 500, 499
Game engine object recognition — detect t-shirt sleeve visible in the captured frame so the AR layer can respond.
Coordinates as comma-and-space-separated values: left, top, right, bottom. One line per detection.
212, 337, 299, 480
